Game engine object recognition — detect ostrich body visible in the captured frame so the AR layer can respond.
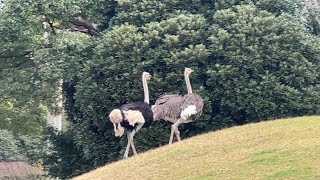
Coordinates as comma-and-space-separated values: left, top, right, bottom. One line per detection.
109, 72, 153, 158
152, 68, 204, 144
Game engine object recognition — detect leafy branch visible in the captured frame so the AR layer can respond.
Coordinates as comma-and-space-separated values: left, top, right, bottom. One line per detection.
0, 50, 33, 59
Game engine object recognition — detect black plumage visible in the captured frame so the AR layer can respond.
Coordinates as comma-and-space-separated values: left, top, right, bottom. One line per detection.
120, 102, 154, 129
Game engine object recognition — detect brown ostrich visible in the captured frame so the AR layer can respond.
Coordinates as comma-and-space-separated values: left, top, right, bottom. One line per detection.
152, 68, 204, 144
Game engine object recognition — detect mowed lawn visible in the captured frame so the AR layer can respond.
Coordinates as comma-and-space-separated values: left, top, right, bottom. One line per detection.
72, 116, 320, 180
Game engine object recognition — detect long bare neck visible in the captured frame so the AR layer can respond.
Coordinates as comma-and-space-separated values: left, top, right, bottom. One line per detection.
142, 76, 149, 104
184, 73, 193, 94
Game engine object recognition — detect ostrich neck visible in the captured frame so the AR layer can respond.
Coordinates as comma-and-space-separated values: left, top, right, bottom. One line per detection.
185, 73, 193, 94
142, 76, 149, 104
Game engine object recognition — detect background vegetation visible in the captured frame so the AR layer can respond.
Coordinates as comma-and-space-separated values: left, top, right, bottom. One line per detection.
0, 0, 319, 179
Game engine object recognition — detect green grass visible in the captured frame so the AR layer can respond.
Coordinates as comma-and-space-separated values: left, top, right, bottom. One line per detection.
72, 116, 320, 180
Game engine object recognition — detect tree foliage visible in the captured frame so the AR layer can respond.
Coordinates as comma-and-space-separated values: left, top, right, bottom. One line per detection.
207, 5, 320, 124
44, 127, 96, 179
0, 129, 47, 163
0, 101, 46, 135
0, 130, 25, 161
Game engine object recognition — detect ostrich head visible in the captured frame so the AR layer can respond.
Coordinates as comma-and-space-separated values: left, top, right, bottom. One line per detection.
142, 72, 152, 81
184, 68, 193, 76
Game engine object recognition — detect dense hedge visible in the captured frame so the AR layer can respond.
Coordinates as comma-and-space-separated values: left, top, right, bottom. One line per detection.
33, 0, 319, 178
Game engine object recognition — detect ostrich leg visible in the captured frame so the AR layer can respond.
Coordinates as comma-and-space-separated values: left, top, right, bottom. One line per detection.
130, 123, 143, 155
123, 123, 144, 158
174, 128, 181, 142
126, 132, 137, 155
124, 131, 132, 159
169, 119, 183, 144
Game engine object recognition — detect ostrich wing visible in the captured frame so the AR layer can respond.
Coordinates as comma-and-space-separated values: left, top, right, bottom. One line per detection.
180, 93, 204, 120
120, 102, 148, 111
152, 94, 183, 121
120, 102, 153, 128
154, 94, 181, 105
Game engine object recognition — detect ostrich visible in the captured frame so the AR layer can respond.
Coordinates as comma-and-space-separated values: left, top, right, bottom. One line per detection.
109, 72, 154, 158
152, 68, 204, 144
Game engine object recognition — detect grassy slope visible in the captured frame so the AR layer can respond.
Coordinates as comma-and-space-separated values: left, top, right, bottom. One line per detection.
73, 116, 320, 180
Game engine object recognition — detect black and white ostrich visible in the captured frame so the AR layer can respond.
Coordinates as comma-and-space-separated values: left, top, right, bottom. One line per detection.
109, 72, 154, 158
152, 68, 204, 144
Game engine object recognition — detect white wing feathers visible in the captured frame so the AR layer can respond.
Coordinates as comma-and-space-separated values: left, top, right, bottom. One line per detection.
180, 105, 197, 120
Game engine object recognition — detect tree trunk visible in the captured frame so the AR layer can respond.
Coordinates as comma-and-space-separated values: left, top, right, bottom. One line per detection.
46, 79, 63, 132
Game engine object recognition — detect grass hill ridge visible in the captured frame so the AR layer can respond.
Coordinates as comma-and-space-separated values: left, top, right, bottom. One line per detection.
73, 116, 320, 180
